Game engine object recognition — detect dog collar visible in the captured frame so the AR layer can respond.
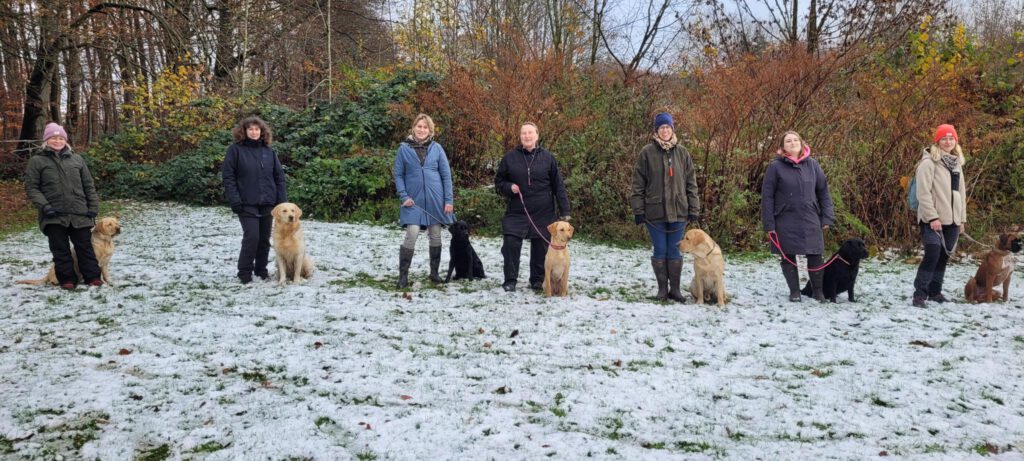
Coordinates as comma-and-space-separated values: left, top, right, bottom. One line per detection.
549, 244, 566, 250
700, 243, 719, 260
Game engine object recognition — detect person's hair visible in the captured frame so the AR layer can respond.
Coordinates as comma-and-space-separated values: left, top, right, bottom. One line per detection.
778, 130, 807, 153
409, 113, 435, 138
520, 121, 539, 132
928, 143, 965, 165
232, 116, 272, 145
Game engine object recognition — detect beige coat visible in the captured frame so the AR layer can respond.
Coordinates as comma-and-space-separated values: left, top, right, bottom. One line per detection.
915, 150, 967, 226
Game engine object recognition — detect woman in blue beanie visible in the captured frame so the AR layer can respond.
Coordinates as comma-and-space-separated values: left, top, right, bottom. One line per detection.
629, 112, 700, 302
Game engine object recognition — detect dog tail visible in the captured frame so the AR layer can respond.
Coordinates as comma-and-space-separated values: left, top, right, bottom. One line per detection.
15, 277, 47, 285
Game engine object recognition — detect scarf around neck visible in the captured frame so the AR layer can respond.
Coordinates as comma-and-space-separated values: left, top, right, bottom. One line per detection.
653, 133, 678, 151
939, 153, 959, 172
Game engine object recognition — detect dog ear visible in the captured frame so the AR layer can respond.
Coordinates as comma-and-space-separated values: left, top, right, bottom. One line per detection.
999, 234, 1009, 250
295, 205, 303, 219
547, 222, 557, 235
566, 223, 574, 237
271, 205, 280, 219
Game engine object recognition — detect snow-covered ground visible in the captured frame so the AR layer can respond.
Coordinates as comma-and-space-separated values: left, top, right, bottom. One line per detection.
1, 202, 1022, 460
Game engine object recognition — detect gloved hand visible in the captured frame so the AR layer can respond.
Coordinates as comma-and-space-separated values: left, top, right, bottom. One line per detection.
85, 211, 97, 218
634, 214, 645, 225
231, 204, 243, 214
559, 215, 571, 222
687, 215, 698, 224
43, 206, 57, 219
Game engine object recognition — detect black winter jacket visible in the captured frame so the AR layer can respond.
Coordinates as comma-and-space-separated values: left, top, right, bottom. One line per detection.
494, 146, 571, 238
222, 139, 287, 213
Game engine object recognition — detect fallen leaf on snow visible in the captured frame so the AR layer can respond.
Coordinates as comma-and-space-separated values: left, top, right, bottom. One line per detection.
118, 349, 132, 355
483, 342, 492, 348
612, 360, 622, 367
400, 395, 413, 401
909, 340, 935, 348
510, 329, 519, 338
495, 385, 510, 394
314, 341, 323, 349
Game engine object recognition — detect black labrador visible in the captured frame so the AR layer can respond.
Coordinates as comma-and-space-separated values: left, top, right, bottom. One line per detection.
801, 238, 870, 303
445, 220, 486, 282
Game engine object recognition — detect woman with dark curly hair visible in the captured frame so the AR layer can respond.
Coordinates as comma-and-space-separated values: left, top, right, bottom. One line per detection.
222, 116, 287, 284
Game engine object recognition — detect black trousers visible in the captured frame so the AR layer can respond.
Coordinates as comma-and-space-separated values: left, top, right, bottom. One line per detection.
44, 224, 100, 284
914, 223, 959, 297
501, 234, 547, 285
237, 206, 274, 277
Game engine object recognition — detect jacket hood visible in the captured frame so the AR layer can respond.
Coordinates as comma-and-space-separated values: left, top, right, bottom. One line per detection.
778, 145, 811, 164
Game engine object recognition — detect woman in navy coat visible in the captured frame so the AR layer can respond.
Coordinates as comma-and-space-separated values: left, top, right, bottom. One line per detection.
761, 131, 835, 302
222, 116, 287, 284
394, 114, 454, 288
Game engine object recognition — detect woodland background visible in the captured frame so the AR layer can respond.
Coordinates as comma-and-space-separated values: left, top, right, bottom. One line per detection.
1, 0, 1022, 249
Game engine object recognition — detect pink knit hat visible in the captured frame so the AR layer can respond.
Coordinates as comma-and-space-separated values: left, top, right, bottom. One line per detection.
42, 123, 68, 142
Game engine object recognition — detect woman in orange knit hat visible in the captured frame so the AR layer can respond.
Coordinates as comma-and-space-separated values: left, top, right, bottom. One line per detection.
911, 124, 966, 307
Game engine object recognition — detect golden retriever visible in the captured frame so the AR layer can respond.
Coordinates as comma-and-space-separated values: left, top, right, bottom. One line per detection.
678, 228, 728, 306
272, 202, 314, 285
17, 216, 121, 286
543, 220, 574, 297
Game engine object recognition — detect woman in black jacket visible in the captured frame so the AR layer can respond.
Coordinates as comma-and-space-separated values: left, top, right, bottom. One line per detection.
494, 122, 571, 292
222, 116, 287, 284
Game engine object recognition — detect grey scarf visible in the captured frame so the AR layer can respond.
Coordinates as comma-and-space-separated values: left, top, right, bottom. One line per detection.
939, 153, 959, 172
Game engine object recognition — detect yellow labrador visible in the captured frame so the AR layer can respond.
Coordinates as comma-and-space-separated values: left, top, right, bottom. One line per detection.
17, 216, 121, 286
678, 229, 728, 306
543, 221, 574, 297
272, 203, 314, 285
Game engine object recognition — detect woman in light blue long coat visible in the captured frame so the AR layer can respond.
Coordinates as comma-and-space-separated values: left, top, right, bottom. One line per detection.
393, 113, 454, 288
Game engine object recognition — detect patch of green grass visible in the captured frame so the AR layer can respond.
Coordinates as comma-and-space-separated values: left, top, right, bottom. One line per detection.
981, 392, 1004, 405
191, 441, 228, 453
691, 360, 707, 368
550, 407, 567, 417
1013, 335, 1024, 344
641, 441, 666, 449
355, 451, 378, 460
600, 415, 626, 440
674, 440, 715, 453
870, 395, 895, 408
626, 360, 663, 371
973, 442, 998, 455
137, 444, 170, 461
923, 443, 945, 453
95, 317, 116, 327
314, 416, 334, 428
241, 370, 267, 383
0, 435, 13, 454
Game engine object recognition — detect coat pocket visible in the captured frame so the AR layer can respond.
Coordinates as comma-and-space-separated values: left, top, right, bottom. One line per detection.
645, 198, 665, 221
773, 203, 788, 217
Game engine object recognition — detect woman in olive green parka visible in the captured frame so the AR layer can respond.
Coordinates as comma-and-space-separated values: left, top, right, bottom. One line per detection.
24, 123, 102, 289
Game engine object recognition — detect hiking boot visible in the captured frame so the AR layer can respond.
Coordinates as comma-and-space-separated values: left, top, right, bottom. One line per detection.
912, 296, 927, 308
809, 270, 826, 303
87, 279, 103, 287
530, 280, 543, 291
397, 246, 414, 289
781, 263, 801, 302
502, 281, 516, 292
651, 258, 668, 301
428, 246, 444, 283
928, 293, 948, 303
666, 259, 686, 302
239, 274, 252, 285
60, 282, 76, 290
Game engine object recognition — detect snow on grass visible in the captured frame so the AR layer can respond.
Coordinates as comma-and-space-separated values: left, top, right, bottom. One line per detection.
1, 202, 1023, 460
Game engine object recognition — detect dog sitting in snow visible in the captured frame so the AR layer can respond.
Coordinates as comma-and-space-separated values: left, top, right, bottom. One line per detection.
271, 203, 314, 285
964, 232, 1021, 303
17, 216, 122, 286
801, 238, 870, 303
444, 220, 485, 282
543, 220, 574, 297
678, 228, 727, 306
